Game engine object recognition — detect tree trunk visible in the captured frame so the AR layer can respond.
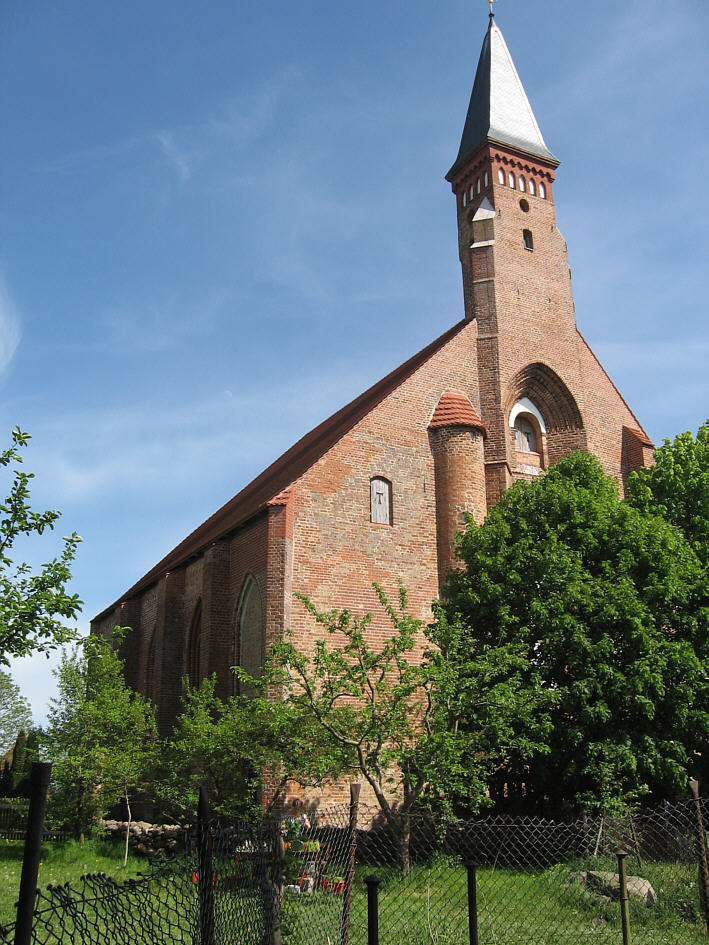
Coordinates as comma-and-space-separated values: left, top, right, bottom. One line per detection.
123, 789, 131, 867
395, 813, 411, 874
76, 783, 85, 844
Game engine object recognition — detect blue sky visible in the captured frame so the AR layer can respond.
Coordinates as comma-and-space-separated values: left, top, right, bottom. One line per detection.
2, 0, 708, 723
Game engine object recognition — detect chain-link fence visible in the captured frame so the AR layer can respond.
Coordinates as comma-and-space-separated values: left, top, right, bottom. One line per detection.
346, 799, 708, 945
3, 793, 708, 944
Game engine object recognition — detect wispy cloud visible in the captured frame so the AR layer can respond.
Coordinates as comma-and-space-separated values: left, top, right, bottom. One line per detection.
155, 130, 196, 182
86, 286, 235, 354
0, 275, 21, 377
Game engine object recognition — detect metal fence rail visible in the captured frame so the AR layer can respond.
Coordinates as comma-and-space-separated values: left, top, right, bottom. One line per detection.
2, 790, 707, 945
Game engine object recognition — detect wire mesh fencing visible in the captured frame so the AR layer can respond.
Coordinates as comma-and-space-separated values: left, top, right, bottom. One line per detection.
3, 795, 708, 945
347, 798, 709, 945
2, 802, 358, 945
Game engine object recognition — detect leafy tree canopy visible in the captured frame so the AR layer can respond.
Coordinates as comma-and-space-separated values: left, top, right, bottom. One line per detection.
158, 675, 275, 823
0, 428, 82, 663
0, 670, 31, 756
627, 419, 709, 566
441, 451, 709, 816
45, 631, 158, 841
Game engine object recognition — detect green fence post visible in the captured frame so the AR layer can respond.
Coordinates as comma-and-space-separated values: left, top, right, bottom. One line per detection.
616, 848, 631, 945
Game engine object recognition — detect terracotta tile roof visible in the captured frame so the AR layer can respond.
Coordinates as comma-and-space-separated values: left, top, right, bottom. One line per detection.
95, 318, 471, 619
429, 390, 487, 433
623, 425, 654, 448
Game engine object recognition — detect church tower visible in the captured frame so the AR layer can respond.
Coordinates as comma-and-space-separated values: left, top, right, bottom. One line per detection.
446, 10, 592, 506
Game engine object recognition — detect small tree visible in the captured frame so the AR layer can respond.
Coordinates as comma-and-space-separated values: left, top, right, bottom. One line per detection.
0, 428, 81, 663
158, 675, 267, 823
242, 585, 550, 870
46, 632, 158, 853
0, 670, 31, 755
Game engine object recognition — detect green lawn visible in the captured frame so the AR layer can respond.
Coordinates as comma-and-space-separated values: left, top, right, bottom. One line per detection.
0, 838, 144, 931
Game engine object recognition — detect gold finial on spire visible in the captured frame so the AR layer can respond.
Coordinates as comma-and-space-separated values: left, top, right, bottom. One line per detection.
488, 0, 495, 19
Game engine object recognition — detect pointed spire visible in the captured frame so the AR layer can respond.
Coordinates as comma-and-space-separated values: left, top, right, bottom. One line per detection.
446, 15, 558, 181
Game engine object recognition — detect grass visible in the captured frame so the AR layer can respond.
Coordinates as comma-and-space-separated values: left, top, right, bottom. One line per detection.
0, 837, 144, 931
0, 842, 705, 945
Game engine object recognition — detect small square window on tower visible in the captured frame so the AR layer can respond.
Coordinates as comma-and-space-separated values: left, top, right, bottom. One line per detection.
370, 476, 393, 525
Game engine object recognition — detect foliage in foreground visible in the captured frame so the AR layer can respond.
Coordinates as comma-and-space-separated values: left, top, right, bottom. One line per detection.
441, 450, 709, 815
0, 671, 31, 759
627, 419, 709, 567
158, 674, 268, 822
45, 632, 158, 841
0, 428, 81, 664
239, 584, 551, 868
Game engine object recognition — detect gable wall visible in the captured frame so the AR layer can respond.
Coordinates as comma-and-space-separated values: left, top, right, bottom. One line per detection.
286, 318, 481, 651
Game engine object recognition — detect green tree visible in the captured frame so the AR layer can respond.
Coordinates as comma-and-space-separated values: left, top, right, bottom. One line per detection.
0, 428, 82, 663
0, 670, 32, 755
441, 451, 709, 816
627, 419, 709, 566
5, 726, 40, 794
242, 586, 550, 870
157, 675, 270, 822
45, 632, 158, 851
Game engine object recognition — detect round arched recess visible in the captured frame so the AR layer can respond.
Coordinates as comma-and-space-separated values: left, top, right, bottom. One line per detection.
234, 574, 265, 696
506, 363, 583, 433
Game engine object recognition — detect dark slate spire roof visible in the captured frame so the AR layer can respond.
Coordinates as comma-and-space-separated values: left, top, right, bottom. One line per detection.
446, 14, 558, 181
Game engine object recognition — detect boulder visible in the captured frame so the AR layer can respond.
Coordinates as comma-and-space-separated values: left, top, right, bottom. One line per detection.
585, 870, 657, 907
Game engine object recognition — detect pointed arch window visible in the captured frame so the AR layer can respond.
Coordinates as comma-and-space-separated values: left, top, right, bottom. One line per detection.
236, 575, 265, 696
539, 182, 546, 199
498, 168, 505, 185
146, 627, 157, 701
370, 476, 393, 525
186, 600, 202, 685
508, 172, 516, 188
519, 176, 526, 192
484, 170, 489, 187
529, 179, 536, 196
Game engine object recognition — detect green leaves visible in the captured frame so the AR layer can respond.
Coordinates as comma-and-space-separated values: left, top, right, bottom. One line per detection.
628, 420, 709, 565
45, 631, 158, 838
441, 450, 709, 815
0, 428, 82, 663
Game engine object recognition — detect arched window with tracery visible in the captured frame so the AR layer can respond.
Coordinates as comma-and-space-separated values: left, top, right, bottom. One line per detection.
186, 600, 202, 685
235, 575, 265, 696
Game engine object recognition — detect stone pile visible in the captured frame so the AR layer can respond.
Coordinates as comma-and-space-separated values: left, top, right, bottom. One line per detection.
100, 820, 183, 857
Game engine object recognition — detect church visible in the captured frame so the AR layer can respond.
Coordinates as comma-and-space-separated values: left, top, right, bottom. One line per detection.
92, 11, 654, 746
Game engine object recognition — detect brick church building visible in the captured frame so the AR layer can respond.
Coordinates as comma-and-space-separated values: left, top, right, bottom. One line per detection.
92, 12, 653, 744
